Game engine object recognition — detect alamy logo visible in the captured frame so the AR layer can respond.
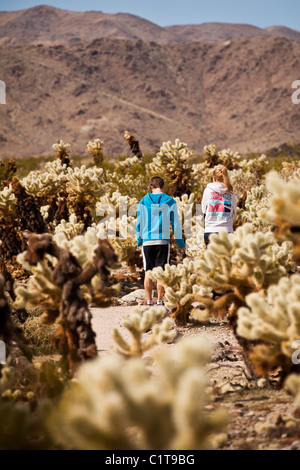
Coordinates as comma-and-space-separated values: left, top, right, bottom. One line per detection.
0, 340, 6, 364
292, 340, 300, 365
0, 80, 5, 104
292, 80, 300, 105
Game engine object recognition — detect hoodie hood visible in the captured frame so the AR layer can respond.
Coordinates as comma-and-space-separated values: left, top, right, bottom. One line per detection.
206, 182, 229, 194
144, 192, 174, 205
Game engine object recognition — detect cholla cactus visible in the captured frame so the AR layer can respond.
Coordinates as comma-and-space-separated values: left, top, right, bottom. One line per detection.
53, 214, 85, 241
47, 336, 227, 450
54, 226, 98, 267
124, 131, 143, 159
86, 138, 104, 166
191, 224, 293, 328
148, 258, 212, 326
52, 140, 71, 166
66, 165, 104, 229
242, 185, 271, 231
96, 213, 141, 270
281, 161, 300, 181
66, 166, 104, 197
15, 233, 119, 371
228, 169, 259, 199
149, 139, 194, 197
265, 171, 300, 262
112, 306, 176, 357
285, 374, 300, 407
21, 168, 65, 198
106, 172, 148, 199
203, 144, 218, 164
217, 148, 241, 170
96, 191, 138, 219
0, 185, 17, 218
290, 167, 300, 182
237, 275, 300, 379
239, 154, 268, 175
54, 226, 120, 303
117, 156, 140, 169
15, 252, 62, 321
111, 237, 142, 270
172, 193, 205, 257
203, 144, 241, 170
0, 158, 17, 190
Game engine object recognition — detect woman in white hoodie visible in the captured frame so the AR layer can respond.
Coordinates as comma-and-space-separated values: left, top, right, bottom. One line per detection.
201, 165, 237, 246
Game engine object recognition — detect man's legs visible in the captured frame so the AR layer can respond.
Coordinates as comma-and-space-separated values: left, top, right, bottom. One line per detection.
143, 244, 169, 305
144, 271, 153, 302
157, 282, 164, 301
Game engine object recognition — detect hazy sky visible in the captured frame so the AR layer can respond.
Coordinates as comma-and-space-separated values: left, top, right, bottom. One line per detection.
0, 0, 299, 30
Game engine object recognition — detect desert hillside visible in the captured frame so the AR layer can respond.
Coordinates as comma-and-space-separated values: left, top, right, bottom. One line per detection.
0, 6, 299, 158
1, 5, 300, 45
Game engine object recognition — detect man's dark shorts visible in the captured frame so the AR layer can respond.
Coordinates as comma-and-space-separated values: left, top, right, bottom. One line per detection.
142, 244, 170, 271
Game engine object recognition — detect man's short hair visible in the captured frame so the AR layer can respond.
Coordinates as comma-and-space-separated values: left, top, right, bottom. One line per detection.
150, 176, 165, 189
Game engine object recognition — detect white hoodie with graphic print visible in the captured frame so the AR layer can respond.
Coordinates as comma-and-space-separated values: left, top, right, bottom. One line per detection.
201, 182, 237, 232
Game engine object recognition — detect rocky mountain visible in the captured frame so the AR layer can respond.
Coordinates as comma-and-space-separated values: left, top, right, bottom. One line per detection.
0, 33, 299, 158
0, 5, 300, 46
0, 6, 299, 158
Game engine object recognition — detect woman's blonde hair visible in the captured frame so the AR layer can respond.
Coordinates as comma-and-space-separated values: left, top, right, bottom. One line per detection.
212, 165, 233, 193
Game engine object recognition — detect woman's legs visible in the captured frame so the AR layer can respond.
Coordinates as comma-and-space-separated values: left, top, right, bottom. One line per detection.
204, 232, 214, 247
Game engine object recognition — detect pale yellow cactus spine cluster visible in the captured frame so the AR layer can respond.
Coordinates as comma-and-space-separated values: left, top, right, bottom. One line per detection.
66, 165, 104, 197
52, 140, 71, 157
15, 252, 62, 319
148, 258, 211, 324
265, 171, 300, 227
237, 275, 300, 355
86, 138, 104, 156
53, 214, 85, 241
197, 224, 292, 294
112, 306, 176, 357
0, 185, 17, 218
149, 139, 194, 179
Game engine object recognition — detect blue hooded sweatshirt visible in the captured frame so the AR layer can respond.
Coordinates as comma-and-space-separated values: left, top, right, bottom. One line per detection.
136, 192, 185, 248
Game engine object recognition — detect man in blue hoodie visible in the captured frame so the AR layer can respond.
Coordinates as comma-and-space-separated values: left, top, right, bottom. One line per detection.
136, 176, 185, 306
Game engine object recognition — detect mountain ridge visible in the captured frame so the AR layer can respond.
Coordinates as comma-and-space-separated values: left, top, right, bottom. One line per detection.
0, 5, 300, 46
0, 34, 299, 158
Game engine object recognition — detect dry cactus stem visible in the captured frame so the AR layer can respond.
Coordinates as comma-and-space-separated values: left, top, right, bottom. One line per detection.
0, 274, 14, 340
21, 233, 117, 372
0, 158, 17, 189
11, 177, 47, 235
0, 259, 15, 302
53, 140, 71, 167
124, 131, 143, 159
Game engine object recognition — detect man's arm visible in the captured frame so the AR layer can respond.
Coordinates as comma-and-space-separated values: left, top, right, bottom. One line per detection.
170, 201, 185, 248
201, 188, 209, 215
232, 193, 237, 219
136, 201, 143, 246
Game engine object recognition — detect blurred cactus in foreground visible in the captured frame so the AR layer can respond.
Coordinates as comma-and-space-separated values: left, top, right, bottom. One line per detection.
46, 336, 227, 450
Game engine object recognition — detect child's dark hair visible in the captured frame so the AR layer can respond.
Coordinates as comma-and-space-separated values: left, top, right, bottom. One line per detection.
150, 176, 165, 189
